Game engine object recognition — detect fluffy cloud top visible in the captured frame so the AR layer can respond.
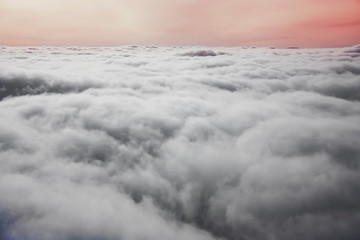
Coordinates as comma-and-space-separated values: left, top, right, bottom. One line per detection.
0, 45, 360, 240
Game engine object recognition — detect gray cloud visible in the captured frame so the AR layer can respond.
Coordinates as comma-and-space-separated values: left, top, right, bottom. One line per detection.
180, 50, 228, 57
0, 74, 102, 100
0, 45, 360, 240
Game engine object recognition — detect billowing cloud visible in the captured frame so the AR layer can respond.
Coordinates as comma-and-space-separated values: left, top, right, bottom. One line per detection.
0, 45, 360, 240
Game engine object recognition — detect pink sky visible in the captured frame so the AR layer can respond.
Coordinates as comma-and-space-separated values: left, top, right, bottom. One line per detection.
0, 0, 360, 47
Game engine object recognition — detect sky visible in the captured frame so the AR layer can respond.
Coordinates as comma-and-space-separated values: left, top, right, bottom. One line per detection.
0, 0, 360, 47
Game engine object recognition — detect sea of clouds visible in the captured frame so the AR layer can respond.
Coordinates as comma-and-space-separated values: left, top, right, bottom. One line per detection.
0, 45, 360, 240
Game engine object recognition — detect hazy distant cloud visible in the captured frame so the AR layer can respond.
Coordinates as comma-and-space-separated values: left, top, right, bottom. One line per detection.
0, 45, 360, 240
179, 50, 229, 57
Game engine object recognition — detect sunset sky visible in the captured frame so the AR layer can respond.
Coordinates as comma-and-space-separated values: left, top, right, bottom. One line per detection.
1, 0, 360, 47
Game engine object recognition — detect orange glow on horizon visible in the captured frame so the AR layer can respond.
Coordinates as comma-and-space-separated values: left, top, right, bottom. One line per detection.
0, 0, 360, 47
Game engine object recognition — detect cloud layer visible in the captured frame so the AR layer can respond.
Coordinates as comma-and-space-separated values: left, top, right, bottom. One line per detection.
0, 45, 360, 240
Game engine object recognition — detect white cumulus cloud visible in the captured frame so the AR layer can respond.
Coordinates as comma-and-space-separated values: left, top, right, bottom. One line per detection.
0, 45, 360, 240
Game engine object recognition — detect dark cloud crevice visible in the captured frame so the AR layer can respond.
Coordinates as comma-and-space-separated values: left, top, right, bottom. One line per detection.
0, 75, 101, 100
331, 64, 360, 75
180, 50, 228, 57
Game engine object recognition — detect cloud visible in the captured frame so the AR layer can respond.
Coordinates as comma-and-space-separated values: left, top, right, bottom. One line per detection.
0, 45, 360, 240
0, 74, 102, 100
180, 50, 228, 57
